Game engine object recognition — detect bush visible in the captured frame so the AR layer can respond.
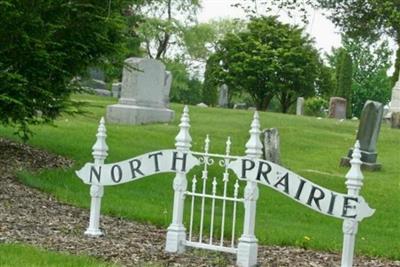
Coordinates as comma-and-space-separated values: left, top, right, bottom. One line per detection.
304, 97, 328, 117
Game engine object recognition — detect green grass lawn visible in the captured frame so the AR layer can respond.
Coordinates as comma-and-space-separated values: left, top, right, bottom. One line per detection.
1, 94, 399, 260
0, 244, 115, 267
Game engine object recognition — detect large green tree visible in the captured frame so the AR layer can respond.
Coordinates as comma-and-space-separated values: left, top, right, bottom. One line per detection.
0, 0, 131, 139
251, 0, 400, 84
215, 16, 322, 112
328, 38, 392, 117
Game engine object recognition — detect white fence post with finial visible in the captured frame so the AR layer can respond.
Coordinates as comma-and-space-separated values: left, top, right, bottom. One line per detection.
341, 140, 364, 267
166, 105, 192, 253
85, 117, 108, 236
237, 112, 263, 267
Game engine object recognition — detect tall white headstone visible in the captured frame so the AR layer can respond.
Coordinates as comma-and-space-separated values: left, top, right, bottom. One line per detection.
296, 97, 304, 116
386, 73, 400, 118
106, 58, 174, 124
218, 84, 229, 108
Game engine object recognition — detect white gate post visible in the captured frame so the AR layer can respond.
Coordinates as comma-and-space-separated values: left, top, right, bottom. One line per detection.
237, 112, 263, 267
341, 140, 363, 267
85, 117, 108, 236
166, 105, 192, 253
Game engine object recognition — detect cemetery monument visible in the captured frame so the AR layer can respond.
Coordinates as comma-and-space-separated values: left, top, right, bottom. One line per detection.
106, 58, 174, 125
296, 97, 304, 116
218, 84, 229, 108
262, 128, 281, 164
329, 97, 347, 119
385, 73, 400, 128
340, 100, 383, 171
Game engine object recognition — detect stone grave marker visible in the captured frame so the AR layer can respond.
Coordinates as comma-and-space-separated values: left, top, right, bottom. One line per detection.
81, 67, 111, 96
385, 73, 400, 120
218, 84, 229, 108
296, 97, 304, 116
106, 58, 174, 124
111, 82, 121, 98
340, 100, 383, 171
329, 97, 347, 119
262, 128, 280, 164
391, 112, 400, 129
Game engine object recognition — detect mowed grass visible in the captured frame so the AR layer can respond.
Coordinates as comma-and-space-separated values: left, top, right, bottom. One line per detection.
1, 94, 399, 260
0, 244, 116, 267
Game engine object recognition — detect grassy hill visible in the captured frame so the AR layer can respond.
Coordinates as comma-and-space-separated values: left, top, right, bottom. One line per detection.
1, 94, 399, 260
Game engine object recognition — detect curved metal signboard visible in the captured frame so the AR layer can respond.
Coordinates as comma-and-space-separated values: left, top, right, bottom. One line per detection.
228, 158, 375, 221
76, 150, 199, 186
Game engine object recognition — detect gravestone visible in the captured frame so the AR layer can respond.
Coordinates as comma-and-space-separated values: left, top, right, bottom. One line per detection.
218, 84, 229, 108
262, 128, 280, 164
385, 73, 400, 120
106, 58, 174, 124
391, 112, 400, 128
233, 103, 247, 109
340, 100, 383, 171
328, 97, 347, 119
81, 67, 108, 94
111, 82, 122, 98
296, 97, 304, 116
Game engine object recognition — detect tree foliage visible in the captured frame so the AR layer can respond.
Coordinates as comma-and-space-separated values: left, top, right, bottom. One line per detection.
0, 0, 130, 140
136, 0, 200, 59
164, 58, 202, 105
215, 16, 322, 112
202, 54, 220, 106
334, 48, 353, 117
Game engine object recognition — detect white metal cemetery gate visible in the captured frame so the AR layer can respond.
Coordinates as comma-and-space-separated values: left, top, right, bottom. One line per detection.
76, 106, 375, 267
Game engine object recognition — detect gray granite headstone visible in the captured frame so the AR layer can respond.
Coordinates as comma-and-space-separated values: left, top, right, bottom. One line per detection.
296, 97, 304, 116
340, 100, 383, 171
329, 97, 347, 119
262, 128, 280, 164
112, 82, 122, 98
218, 84, 229, 108
391, 112, 400, 129
106, 58, 174, 125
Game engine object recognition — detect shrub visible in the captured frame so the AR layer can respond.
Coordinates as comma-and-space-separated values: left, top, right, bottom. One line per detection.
304, 97, 328, 117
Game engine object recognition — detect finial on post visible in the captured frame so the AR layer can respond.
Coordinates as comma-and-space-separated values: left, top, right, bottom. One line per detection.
245, 111, 263, 159
345, 140, 364, 193
175, 105, 192, 151
92, 117, 108, 164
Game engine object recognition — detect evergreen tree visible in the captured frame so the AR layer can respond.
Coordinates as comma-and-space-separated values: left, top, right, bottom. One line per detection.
335, 49, 353, 117
202, 55, 219, 106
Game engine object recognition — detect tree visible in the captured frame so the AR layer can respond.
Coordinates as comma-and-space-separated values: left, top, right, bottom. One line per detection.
326, 37, 392, 117
164, 58, 202, 104
0, 0, 132, 140
334, 48, 353, 117
135, 0, 200, 59
215, 16, 322, 112
256, 0, 400, 85
202, 54, 220, 106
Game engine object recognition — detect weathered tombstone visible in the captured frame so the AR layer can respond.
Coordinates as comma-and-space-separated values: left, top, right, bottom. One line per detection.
340, 100, 383, 171
106, 58, 174, 124
233, 103, 247, 109
196, 102, 208, 108
218, 84, 229, 108
111, 82, 122, 98
296, 97, 304, 116
328, 97, 347, 119
385, 73, 400, 120
262, 128, 280, 164
391, 112, 400, 129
